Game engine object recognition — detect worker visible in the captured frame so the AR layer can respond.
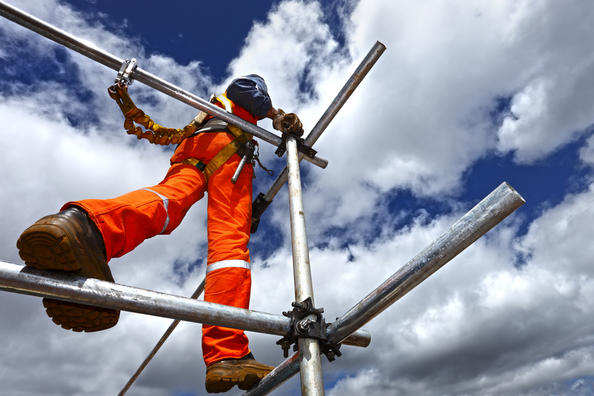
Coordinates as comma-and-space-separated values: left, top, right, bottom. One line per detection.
16, 74, 303, 393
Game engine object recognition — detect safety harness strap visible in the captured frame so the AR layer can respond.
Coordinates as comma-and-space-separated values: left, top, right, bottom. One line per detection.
175, 96, 253, 181
180, 124, 250, 180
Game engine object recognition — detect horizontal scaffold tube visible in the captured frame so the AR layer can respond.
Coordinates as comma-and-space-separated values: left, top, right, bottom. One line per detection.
0, 261, 369, 348
0, 0, 327, 169
243, 182, 525, 396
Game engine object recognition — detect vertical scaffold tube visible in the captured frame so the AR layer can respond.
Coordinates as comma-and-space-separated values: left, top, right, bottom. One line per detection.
286, 137, 325, 396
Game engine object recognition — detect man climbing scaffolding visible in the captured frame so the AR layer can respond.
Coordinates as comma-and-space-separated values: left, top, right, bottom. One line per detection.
16, 74, 304, 393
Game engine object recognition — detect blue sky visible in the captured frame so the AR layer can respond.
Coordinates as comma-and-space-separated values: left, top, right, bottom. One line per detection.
2, 1, 594, 395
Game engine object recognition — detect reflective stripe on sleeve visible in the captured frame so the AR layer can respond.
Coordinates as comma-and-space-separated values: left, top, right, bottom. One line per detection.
206, 259, 251, 274
143, 188, 170, 234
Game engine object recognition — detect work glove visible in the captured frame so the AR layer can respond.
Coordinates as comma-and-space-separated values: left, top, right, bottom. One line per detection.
273, 109, 304, 137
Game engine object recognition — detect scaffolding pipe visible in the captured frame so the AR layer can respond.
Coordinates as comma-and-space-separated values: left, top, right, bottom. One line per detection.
263, 41, 386, 201
0, 0, 327, 169
286, 137, 325, 396
243, 353, 301, 396
244, 182, 525, 395
329, 182, 525, 343
0, 261, 370, 348
252, 42, 386, 230
118, 279, 205, 396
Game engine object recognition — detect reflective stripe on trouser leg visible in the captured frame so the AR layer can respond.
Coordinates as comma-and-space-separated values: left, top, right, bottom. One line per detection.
143, 188, 170, 234
202, 156, 254, 366
65, 163, 206, 261
206, 259, 250, 274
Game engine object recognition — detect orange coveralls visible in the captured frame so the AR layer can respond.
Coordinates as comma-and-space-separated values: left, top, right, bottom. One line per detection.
64, 99, 258, 366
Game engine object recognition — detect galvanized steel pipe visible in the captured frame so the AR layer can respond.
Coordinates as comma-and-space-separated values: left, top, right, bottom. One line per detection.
328, 182, 526, 343
262, 41, 386, 202
0, 261, 287, 333
287, 139, 316, 305
0, 0, 327, 169
243, 352, 301, 396
0, 261, 369, 347
286, 137, 325, 395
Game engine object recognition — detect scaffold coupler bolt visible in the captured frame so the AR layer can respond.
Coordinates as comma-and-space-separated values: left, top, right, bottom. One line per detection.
114, 58, 137, 86
276, 297, 342, 362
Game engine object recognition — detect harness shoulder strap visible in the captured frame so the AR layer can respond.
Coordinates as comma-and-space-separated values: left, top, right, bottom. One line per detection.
179, 114, 253, 180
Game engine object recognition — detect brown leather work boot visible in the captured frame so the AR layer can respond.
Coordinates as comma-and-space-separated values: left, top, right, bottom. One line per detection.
17, 206, 119, 332
205, 353, 274, 393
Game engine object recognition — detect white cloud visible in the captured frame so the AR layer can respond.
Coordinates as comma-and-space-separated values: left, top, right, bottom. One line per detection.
230, 0, 594, 231
226, 1, 338, 108
579, 134, 594, 167
493, 2, 594, 162
327, 369, 384, 396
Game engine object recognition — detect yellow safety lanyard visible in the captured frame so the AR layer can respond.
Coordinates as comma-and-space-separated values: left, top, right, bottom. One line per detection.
108, 85, 252, 180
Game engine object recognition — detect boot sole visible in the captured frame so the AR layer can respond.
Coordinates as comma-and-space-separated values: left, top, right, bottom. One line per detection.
17, 223, 119, 332
205, 374, 261, 393
43, 299, 119, 332
205, 361, 273, 393
17, 224, 81, 271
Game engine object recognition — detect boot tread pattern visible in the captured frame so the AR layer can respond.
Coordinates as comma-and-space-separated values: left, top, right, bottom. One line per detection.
17, 210, 119, 332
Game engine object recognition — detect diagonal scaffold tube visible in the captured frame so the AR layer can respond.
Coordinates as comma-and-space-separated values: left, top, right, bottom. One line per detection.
117, 279, 205, 396
244, 182, 525, 395
251, 41, 386, 232
0, 0, 328, 169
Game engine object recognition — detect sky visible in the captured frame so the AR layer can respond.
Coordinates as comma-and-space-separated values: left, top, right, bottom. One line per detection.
1, 0, 594, 395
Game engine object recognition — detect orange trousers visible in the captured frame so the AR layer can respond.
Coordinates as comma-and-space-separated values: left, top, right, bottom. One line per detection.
65, 132, 253, 366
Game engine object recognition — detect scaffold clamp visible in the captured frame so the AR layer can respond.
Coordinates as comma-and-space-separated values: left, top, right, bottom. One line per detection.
276, 297, 342, 362
275, 132, 317, 159
115, 58, 137, 86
